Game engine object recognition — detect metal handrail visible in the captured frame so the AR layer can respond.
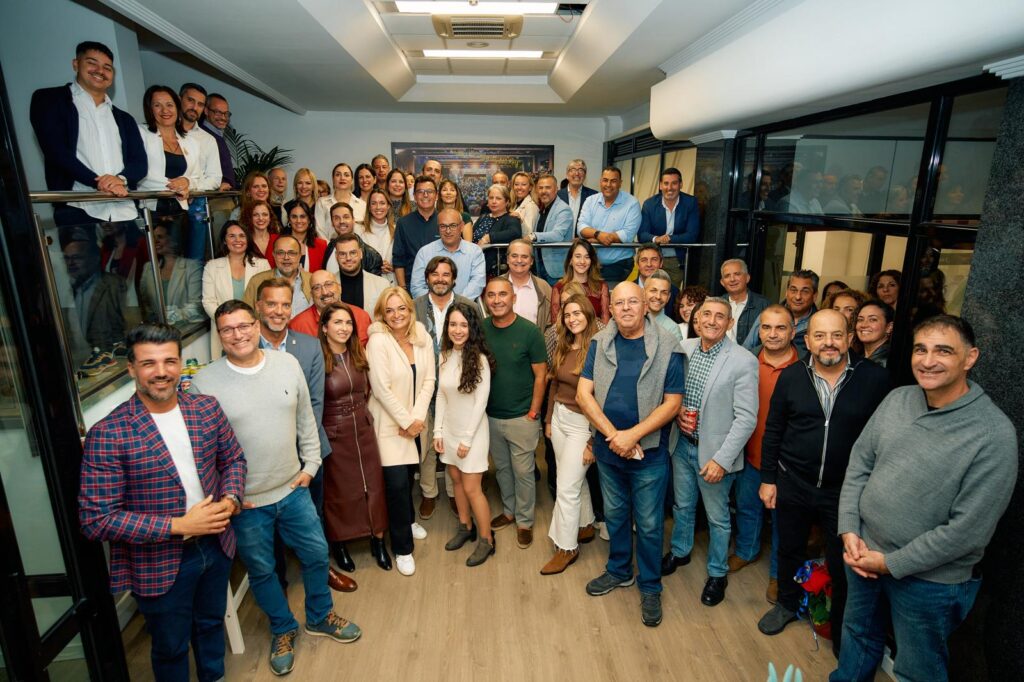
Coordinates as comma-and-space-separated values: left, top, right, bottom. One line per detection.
28, 189, 241, 203
479, 241, 718, 249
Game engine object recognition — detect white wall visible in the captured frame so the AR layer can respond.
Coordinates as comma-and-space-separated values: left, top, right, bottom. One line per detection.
139, 51, 607, 184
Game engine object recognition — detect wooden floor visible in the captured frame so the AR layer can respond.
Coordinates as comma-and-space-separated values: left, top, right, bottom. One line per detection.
122, 476, 863, 682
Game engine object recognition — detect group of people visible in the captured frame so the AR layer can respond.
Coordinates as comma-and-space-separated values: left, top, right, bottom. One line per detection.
43, 41, 1017, 682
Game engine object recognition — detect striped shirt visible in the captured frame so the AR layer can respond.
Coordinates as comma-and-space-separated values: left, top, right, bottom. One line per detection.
808, 354, 854, 420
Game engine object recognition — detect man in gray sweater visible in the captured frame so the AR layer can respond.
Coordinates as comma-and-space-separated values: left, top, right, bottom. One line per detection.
191, 300, 361, 676
831, 315, 1017, 682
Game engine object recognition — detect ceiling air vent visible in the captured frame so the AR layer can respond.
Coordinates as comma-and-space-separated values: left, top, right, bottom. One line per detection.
432, 15, 524, 40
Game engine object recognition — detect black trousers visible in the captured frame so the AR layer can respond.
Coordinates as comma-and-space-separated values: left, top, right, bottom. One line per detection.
382, 464, 415, 555
776, 467, 847, 652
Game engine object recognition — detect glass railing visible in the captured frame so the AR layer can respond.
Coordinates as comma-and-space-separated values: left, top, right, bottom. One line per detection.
29, 189, 239, 430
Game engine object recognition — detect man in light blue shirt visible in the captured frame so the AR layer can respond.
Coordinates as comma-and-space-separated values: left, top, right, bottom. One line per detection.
410, 207, 486, 300
577, 166, 642, 284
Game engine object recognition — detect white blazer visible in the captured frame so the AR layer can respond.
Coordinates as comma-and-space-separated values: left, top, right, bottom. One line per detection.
140, 256, 204, 324
137, 124, 211, 210
202, 255, 271, 356
367, 320, 436, 467
512, 193, 540, 236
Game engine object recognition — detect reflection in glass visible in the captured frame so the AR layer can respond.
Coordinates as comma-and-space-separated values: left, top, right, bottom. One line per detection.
139, 218, 206, 326
935, 88, 1007, 220
734, 138, 760, 210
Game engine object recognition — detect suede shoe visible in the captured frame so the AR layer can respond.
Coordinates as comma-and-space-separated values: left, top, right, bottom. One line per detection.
327, 568, 357, 593
728, 553, 760, 573
577, 525, 596, 544
491, 513, 514, 531
269, 629, 297, 676
660, 552, 691, 576
419, 495, 436, 519
700, 576, 728, 606
305, 612, 361, 643
466, 537, 495, 567
540, 548, 579, 575
444, 522, 477, 551
586, 572, 635, 596
516, 527, 533, 549
766, 578, 779, 604
640, 592, 663, 627
758, 603, 799, 635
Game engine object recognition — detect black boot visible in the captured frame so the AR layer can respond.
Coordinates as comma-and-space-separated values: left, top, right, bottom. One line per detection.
332, 542, 355, 573
370, 536, 392, 571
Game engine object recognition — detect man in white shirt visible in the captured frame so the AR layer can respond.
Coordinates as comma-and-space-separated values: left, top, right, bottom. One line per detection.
499, 239, 552, 332
720, 258, 769, 344
558, 159, 598, 228
177, 82, 224, 260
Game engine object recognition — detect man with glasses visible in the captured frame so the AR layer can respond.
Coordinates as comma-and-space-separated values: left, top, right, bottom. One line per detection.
756, 309, 889, 655
575, 281, 684, 627
409, 207, 485, 301
200, 93, 236, 189
290, 269, 370, 345
331, 234, 389, 313
393, 176, 440, 289
558, 159, 597, 227
243, 235, 313, 317
191, 300, 361, 675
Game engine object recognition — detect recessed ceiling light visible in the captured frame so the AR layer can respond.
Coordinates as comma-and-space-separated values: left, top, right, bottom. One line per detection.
423, 49, 543, 58
395, 2, 558, 15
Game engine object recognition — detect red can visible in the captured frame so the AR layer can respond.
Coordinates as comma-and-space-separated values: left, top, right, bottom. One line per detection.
684, 408, 699, 443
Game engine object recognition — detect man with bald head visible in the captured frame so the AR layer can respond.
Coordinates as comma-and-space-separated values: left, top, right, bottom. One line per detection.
409, 207, 486, 300
243, 235, 313, 317
576, 281, 684, 627
757, 308, 889, 654
289, 269, 370, 345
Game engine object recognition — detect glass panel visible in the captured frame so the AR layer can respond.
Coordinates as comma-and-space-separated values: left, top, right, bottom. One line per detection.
663, 147, 697, 195
913, 239, 974, 322
140, 212, 210, 335
733, 137, 757, 209
934, 87, 1008, 223
632, 154, 661, 203
614, 158, 633, 193
44, 634, 90, 681
763, 103, 929, 217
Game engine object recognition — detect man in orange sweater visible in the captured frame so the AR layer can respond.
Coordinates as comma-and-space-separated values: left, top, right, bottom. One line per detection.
290, 269, 370, 345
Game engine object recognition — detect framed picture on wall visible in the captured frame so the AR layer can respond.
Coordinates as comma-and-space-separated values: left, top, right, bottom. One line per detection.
391, 142, 554, 216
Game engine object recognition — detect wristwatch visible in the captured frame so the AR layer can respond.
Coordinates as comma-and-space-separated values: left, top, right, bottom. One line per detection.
225, 494, 241, 511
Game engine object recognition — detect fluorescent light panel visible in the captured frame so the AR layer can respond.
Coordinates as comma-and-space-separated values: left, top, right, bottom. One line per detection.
395, 2, 558, 15
423, 49, 543, 58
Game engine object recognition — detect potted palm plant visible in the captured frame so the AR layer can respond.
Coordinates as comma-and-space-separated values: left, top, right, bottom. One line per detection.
223, 126, 294, 181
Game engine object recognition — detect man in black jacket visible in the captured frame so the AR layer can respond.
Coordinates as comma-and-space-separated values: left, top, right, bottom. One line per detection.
756, 309, 889, 654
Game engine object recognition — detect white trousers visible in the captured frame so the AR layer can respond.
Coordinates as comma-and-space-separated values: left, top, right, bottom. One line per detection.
547, 403, 595, 550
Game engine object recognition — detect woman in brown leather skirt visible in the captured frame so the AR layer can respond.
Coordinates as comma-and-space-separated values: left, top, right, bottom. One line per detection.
318, 301, 392, 571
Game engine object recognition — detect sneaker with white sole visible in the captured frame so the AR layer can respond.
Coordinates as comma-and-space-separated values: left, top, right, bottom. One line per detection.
411, 522, 427, 540
396, 553, 416, 576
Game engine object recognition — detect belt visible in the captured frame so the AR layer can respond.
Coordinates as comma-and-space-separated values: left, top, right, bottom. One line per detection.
330, 401, 365, 416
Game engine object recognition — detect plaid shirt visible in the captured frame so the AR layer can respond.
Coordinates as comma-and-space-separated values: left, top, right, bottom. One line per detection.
79, 392, 246, 597
684, 337, 724, 410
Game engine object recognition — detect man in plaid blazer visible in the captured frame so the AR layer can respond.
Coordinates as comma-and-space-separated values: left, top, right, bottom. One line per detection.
80, 323, 246, 682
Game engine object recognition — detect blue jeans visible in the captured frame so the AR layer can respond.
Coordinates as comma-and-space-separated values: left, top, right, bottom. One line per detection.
732, 462, 778, 578
831, 567, 981, 682
670, 438, 736, 577
232, 487, 334, 635
598, 458, 669, 594
133, 536, 231, 682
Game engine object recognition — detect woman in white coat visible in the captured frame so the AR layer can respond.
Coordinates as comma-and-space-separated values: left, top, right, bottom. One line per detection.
509, 171, 539, 237
366, 286, 436, 576
202, 220, 270, 356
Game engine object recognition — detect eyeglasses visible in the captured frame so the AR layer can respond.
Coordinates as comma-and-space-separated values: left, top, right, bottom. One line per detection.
218, 321, 256, 337
611, 298, 643, 309
438, 223, 461, 231
274, 250, 300, 258
310, 281, 337, 293
414, 189, 436, 196
207, 108, 231, 119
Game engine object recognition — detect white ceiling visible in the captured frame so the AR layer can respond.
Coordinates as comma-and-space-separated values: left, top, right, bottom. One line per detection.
101, 0, 757, 117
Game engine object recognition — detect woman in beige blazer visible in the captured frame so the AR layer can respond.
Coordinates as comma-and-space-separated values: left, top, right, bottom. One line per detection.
366, 286, 436, 577
202, 221, 270, 357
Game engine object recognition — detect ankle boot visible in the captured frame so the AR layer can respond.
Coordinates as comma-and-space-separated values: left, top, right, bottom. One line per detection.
332, 542, 355, 572
445, 522, 477, 551
466, 536, 495, 567
370, 536, 392, 571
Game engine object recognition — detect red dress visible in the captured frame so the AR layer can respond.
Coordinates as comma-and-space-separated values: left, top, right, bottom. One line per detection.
322, 353, 388, 541
551, 280, 610, 324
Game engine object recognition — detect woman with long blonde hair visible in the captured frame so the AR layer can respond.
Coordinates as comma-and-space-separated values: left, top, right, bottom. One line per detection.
361, 188, 396, 283
509, 171, 539, 237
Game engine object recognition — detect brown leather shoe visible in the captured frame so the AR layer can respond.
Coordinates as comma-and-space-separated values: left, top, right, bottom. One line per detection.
328, 568, 358, 593
516, 527, 533, 549
728, 553, 760, 573
540, 548, 579, 575
491, 513, 514, 531
419, 495, 436, 520
766, 578, 778, 604
577, 525, 596, 544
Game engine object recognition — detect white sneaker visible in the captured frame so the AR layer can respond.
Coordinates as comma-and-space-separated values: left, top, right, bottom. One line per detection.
411, 522, 428, 540
396, 553, 416, 576
597, 521, 610, 541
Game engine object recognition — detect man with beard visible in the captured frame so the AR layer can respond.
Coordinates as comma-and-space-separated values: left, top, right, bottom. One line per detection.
290, 269, 370, 345
178, 83, 224, 190
80, 323, 246, 682
413, 255, 476, 518
409, 208, 486, 301
757, 309, 889, 655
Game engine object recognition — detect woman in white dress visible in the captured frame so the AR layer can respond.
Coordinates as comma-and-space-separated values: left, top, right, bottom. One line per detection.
360, 188, 396, 283
433, 302, 496, 566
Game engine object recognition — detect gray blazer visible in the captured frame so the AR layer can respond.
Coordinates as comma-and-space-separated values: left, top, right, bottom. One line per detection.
274, 329, 330, 457
679, 336, 758, 472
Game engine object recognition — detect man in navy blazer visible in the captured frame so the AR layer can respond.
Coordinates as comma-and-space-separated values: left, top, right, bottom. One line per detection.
638, 168, 700, 286
557, 159, 598, 227
30, 41, 146, 227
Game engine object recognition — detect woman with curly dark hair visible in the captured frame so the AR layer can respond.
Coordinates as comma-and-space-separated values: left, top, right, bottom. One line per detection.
675, 284, 709, 339
433, 302, 496, 566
